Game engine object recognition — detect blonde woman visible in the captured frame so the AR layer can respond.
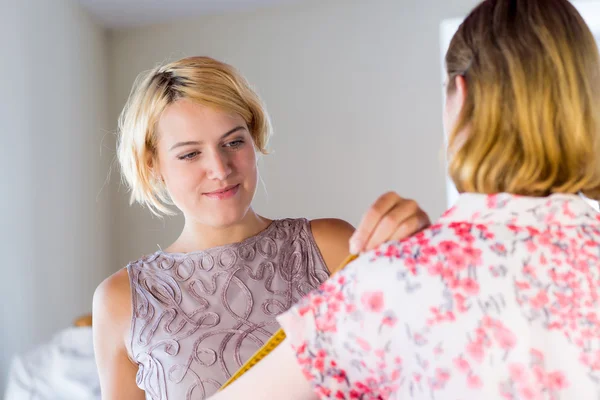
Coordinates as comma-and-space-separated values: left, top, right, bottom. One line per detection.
92, 56, 431, 399
212, 0, 600, 399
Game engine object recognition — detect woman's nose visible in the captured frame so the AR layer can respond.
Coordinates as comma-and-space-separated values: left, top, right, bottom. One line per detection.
206, 150, 232, 181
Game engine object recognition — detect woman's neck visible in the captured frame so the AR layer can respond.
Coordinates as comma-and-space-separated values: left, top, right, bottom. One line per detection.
167, 210, 272, 253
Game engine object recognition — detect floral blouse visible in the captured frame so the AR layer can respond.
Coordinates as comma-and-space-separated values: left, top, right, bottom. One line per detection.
277, 193, 600, 399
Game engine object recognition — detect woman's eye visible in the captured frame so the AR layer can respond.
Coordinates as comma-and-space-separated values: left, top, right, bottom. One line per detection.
225, 140, 244, 148
178, 151, 200, 160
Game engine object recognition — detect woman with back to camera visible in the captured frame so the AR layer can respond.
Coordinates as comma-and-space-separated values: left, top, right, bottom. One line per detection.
211, 0, 600, 398
92, 55, 432, 399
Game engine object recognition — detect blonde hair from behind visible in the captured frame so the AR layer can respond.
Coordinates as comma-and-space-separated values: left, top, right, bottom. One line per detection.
445, 0, 600, 199
117, 56, 272, 216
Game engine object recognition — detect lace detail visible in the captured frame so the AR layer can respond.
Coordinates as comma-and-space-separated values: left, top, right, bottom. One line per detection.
126, 218, 329, 399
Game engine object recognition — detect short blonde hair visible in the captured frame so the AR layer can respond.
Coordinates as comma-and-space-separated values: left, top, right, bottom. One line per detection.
117, 56, 272, 215
445, 0, 600, 199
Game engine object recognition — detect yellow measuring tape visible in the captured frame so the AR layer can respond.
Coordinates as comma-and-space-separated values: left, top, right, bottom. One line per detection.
219, 253, 358, 391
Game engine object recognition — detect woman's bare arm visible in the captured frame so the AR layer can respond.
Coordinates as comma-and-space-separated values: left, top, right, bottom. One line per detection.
92, 269, 145, 400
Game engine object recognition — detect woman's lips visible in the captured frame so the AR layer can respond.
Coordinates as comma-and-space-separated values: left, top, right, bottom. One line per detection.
203, 184, 240, 200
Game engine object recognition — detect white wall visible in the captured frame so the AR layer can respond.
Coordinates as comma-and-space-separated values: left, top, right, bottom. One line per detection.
0, 0, 111, 393
109, 0, 482, 267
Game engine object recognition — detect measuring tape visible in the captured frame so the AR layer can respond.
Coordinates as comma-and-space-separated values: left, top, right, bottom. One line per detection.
219, 253, 358, 391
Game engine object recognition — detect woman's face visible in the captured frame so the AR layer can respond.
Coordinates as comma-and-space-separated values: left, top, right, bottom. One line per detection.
154, 99, 259, 228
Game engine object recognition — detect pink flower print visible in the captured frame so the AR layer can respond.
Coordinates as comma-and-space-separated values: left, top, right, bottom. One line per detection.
494, 326, 517, 350
579, 352, 592, 367
315, 386, 332, 398
539, 234, 551, 246
500, 383, 513, 400
314, 357, 325, 372
455, 293, 469, 312
526, 239, 538, 252
454, 225, 473, 240
301, 368, 315, 381
356, 337, 371, 351
447, 253, 467, 271
522, 265, 537, 278
509, 363, 526, 382
298, 305, 312, 316
461, 278, 480, 295
466, 340, 485, 363
379, 243, 402, 259
414, 332, 427, 345
322, 282, 337, 295
361, 291, 385, 313
482, 315, 499, 328
428, 261, 444, 276
439, 240, 459, 254
467, 374, 483, 389
486, 194, 498, 208
530, 290, 549, 309
328, 300, 341, 313
582, 328, 595, 340
462, 234, 476, 244
333, 290, 345, 302
532, 365, 547, 387
315, 314, 337, 333
422, 245, 438, 256
463, 246, 482, 263
591, 351, 600, 371
404, 257, 418, 275
515, 280, 531, 290
435, 368, 451, 383
507, 224, 522, 233
555, 292, 572, 308
454, 356, 471, 373
382, 315, 397, 327
530, 348, 544, 363
547, 371, 569, 390
491, 243, 507, 256
518, 385, 538, 400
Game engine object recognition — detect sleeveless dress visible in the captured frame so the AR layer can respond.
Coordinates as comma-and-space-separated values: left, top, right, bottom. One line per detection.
126, 218, 330, 399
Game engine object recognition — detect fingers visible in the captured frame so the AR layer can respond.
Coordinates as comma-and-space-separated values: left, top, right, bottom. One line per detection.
362, 201, 415, 252
386, 211, 430, 244
350, 192, 402, 254
351, 194, 432, 254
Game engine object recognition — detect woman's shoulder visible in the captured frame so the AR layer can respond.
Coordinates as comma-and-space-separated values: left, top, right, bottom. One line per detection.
93, 254, 158, 324
308, 218, 356, 274
92, 267, 134, 354
93, 268, 132, 323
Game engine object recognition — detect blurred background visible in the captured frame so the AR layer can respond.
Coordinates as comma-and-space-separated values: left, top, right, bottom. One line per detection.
1, 0, 598, 397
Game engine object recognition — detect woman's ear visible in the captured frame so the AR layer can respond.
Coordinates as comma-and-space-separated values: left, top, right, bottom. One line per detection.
454, 75, 468, 111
